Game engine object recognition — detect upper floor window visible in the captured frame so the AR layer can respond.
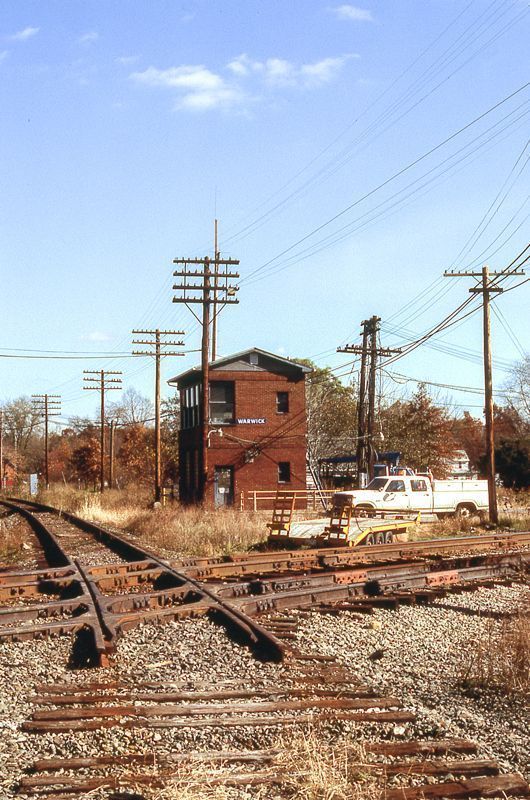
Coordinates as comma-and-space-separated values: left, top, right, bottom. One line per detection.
181, 383, 201, 429
210, 381, 235, 424
276, 391, 289, 413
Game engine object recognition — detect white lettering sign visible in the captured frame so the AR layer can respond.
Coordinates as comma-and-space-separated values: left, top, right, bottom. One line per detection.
237, 418, 266, 424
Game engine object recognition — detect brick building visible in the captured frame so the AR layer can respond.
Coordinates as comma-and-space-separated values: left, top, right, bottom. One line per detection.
168, 348, 310, 507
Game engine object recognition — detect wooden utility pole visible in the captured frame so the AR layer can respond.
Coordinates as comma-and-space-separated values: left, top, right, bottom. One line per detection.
444, 264, 525, 524
173, 254, 240, 501
32, 394, 61, 489
109, 419, 116, 490
132, 329, 185, 503
211, 219, 220, 362
0, 410, 4, 491
338, 316, 401, 484
83, 371, 122, 493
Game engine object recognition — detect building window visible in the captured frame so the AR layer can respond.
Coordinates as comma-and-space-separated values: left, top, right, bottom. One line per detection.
181, 383, 201, 429
276, 391, 289, 413
209, 381, 235, 424
278, 461, 291, 483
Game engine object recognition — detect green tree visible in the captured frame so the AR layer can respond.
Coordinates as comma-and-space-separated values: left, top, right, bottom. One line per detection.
494, 440, 530, 489
382, 385, 457, 476
295, 359, 357, 463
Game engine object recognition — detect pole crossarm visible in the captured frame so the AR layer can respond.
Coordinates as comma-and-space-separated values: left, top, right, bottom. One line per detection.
443, 270, 525, 277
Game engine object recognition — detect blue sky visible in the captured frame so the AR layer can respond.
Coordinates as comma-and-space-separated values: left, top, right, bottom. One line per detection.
1, 0, 529, 427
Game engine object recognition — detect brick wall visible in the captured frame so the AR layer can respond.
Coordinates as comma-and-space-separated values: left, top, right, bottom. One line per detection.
178, 368, 307, 505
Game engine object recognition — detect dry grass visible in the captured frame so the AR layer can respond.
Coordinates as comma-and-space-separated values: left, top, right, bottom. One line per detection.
460, 598, 530, 696
148, 732, 379, 799
123, 505, 269, 557
37, 484, 269, 557
0, 515, 32, 565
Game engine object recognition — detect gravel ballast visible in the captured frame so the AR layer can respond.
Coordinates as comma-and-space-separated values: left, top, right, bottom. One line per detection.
0, 584, 528, 799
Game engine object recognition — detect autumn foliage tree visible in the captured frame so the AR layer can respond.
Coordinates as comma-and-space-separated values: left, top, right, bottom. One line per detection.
70, 437, 100, 488
117, 424, 154, 485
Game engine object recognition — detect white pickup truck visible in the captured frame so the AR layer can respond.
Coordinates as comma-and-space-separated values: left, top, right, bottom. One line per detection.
335, 475, 488, 517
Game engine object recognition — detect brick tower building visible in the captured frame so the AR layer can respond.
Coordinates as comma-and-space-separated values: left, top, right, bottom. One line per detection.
168, 348, 310, 507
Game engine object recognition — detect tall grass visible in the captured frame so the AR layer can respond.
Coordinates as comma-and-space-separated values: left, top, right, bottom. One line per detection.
460, 601, 530, 695
37, 484, 268, 557
0, 516, 30, 565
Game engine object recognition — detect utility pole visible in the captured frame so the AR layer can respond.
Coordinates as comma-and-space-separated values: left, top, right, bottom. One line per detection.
132, 329, 185, 503
0, 410, 4, 491
83, 371, 122, 493
32, 394, 61, 489
173, 254, 240, 501
109, 419, 116, 490
211, 219, 220, 362
338, 316, 401, 484
444, 264, 525, 524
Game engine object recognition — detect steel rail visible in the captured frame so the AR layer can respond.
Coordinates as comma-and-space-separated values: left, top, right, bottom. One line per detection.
1, 499, 284, 662
167, 530, 530, 580
0, 499, 112, 665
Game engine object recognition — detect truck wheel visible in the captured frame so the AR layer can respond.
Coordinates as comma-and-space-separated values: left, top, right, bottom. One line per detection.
384, 531, 394, 544
365, 533, 376, 546
355, 505, 372, 518
375, 532, 384, 545
455, 503, 475, 518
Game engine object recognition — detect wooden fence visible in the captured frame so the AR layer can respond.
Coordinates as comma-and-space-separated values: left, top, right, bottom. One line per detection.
239, 489, 336, 512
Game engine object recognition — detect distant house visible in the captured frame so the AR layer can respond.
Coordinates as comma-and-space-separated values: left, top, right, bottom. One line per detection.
168, 347, 310, 507
1, 458, 16, 490
446, 449, 477, 479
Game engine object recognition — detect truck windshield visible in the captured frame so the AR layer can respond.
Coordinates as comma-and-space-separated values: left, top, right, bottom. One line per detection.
366, 478, 388, 491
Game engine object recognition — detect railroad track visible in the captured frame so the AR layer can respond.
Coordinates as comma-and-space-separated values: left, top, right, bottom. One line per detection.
1, 497, 529, 666
1, 497, 529, 799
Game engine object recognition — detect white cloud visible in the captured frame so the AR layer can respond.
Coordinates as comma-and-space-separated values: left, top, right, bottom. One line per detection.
84, 331, 111, 342
115, 55, 138, 66
79, 31, 99, 44
131, 53, 357, 112
227, 53, 356, 88
333, 5, 374, 21
10, 26, 39, 41
132, 64, 224, 91
0, 50, 9, 63
131, 64, 241, 111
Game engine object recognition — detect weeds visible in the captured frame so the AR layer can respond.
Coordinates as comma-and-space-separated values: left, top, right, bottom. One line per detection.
148, 731, 379, 799
460, 599, 530, 696
0, 515, 32, 565
36, 484, 268, 557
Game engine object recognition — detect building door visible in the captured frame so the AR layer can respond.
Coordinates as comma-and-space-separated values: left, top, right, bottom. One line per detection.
214, 466, 234, 508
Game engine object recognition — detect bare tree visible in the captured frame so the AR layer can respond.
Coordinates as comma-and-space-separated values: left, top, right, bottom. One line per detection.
504, 354, 530, 421
1, 397, 41, 452
108, 387, 153, 425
